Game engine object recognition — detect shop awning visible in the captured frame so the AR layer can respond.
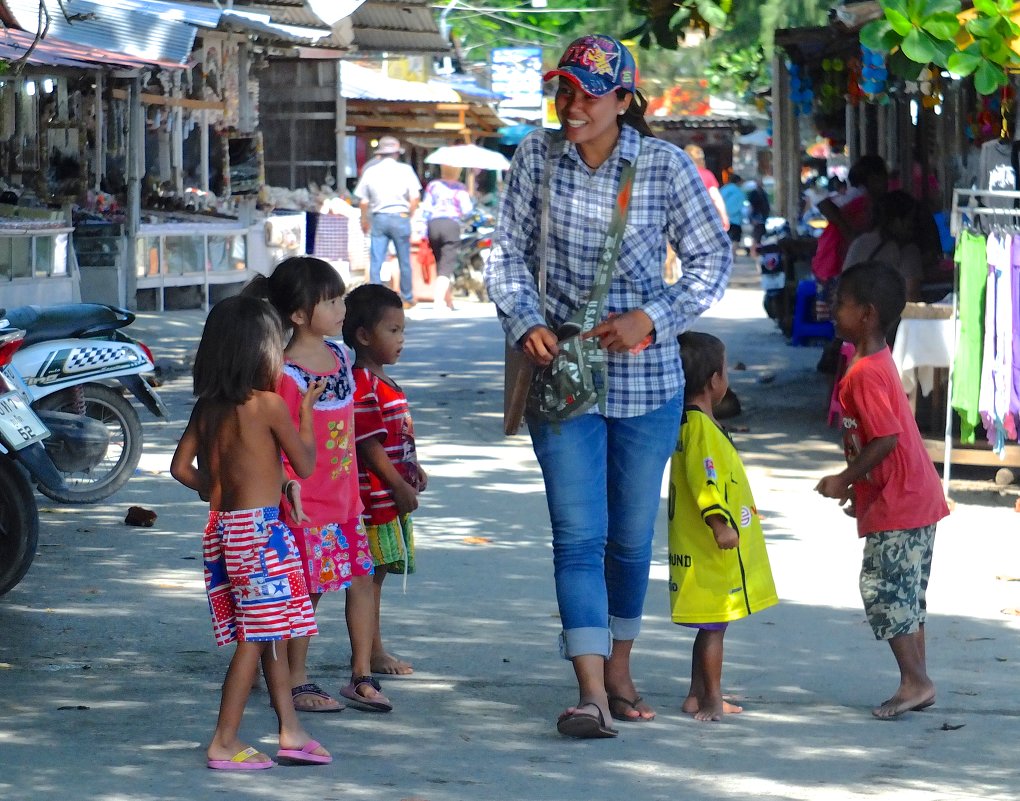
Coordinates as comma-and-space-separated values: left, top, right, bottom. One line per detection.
345, 99, 503, 139
341, 60, 460, 101
0, 0, 198, 65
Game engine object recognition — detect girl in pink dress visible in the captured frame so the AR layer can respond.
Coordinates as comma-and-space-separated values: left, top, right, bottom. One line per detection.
247, 257, 391, 714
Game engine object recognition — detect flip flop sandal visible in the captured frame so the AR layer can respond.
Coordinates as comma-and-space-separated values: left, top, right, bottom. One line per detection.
556, 703, 618, 739
207, 746, 275, 770
276, 739, 332, 765
608, 694, 655, 722
291, 682, 344, 713
340, 675, 393, 713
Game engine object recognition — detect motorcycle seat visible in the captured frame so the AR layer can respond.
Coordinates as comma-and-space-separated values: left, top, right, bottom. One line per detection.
2, 304, 134, 346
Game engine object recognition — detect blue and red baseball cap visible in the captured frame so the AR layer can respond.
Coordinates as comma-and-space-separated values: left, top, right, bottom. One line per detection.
543, 34, 638, 98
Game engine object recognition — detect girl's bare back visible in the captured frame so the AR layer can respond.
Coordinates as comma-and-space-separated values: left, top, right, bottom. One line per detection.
198, 392, 287, 510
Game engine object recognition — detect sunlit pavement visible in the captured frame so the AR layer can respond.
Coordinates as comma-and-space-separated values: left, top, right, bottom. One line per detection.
1, 258, 1018, 800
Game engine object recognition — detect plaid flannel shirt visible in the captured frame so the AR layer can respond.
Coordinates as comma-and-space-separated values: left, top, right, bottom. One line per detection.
484, 125, 732, 418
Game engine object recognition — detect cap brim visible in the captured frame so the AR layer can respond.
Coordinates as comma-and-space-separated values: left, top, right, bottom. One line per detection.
543, 68, 614, 98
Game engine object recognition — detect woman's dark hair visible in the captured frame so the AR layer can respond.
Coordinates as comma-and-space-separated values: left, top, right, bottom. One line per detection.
678, 331, 726, 401
616, 88, 655, 138
193, 295, 285, 403
837, 260, 907, 330
874, 189, 917, 234
342, 283, 403, 348
243, 256, 345, 329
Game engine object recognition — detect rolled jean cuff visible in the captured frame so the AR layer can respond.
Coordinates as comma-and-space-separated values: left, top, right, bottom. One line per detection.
609, 614, 641, 643
559, 628, 612, 660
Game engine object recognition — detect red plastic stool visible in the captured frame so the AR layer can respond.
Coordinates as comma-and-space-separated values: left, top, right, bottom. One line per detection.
827, 341, 857, 427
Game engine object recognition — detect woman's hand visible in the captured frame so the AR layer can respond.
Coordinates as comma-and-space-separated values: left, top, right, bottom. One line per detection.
583, 309, 654, 353
521, 325, 560, 367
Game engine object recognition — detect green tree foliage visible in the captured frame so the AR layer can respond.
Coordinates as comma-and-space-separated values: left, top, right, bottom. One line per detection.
863, 0, 1020, 95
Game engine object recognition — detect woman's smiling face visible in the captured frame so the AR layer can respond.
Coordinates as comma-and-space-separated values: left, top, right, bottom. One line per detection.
554, 78, 630, 167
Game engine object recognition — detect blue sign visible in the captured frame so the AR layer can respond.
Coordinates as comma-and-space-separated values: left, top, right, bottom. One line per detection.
490, 46, 543, 112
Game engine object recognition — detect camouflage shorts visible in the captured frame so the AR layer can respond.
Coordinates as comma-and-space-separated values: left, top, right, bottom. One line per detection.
859, 524, 936, 641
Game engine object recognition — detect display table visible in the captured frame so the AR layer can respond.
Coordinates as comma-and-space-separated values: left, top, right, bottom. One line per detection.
890, 316, 954, 396
134, 215, 255, 311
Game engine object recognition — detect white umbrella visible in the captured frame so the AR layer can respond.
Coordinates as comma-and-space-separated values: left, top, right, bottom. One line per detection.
425, 144, 511, 171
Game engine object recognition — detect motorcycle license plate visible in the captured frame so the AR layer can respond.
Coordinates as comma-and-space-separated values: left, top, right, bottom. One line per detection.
761, 272, 786, 291
0, 391, 49, 450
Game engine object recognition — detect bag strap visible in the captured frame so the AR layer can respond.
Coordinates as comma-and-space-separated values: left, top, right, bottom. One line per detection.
538, 133, 640, 330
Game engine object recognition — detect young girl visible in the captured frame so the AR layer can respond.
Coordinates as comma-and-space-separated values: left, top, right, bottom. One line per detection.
246, 257, 389, 713
170, 295, 332, 768
669, 332, 778, 721
342, 283, 426, 679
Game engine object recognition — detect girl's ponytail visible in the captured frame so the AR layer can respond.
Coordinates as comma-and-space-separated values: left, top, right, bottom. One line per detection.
242, 273, 271, 301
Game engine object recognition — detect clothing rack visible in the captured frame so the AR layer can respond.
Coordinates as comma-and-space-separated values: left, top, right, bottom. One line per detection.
942, 188, 1020, 495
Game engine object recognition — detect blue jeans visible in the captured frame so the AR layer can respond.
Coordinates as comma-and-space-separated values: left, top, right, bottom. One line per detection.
529, 394, 682, 659
369, 212, 413, 303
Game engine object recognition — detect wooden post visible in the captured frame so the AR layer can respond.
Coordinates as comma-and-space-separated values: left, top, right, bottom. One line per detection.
336, 59, 347, 193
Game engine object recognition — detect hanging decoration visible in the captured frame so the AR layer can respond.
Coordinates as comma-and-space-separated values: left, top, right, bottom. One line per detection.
788, 61, 813, 117
819, 58, 845, 114
860, 45, 888, 103
918, 67, 943, 110
846, 56, 864, 106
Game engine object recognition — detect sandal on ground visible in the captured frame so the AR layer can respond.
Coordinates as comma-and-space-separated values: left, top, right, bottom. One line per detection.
207, 746, 275, 771
275, 739, 332, 765
340, 675, 393, 713
292, 682, 344, 713
556, 703, 618, 739
608, 694, 655, 722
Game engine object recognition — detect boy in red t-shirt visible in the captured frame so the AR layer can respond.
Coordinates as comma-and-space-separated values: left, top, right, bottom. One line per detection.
342, 283, 427, 682
816, 260, 949, 720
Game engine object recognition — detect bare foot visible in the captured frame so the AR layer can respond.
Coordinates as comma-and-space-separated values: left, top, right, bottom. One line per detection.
873, 687, 936, 719
608, 694, 655, 721
683, 695, 743, 719
371, 652, 413, 675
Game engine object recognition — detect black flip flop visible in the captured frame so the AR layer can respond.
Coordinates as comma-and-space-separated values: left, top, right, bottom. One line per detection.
556, 703, 618, 739
608, 694, 654, 722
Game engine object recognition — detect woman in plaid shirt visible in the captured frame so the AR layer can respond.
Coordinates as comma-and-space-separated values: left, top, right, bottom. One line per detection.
484, 34, 732, 739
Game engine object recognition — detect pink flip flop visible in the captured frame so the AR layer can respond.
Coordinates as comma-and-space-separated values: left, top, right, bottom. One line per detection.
275, 739, 332, 765
207, 746, 275, 771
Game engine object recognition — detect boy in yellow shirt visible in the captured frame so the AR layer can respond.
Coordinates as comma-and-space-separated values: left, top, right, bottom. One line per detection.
669, 332, 779, 721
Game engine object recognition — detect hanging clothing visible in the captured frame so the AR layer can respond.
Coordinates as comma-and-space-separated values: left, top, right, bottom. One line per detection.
952, 231, 988, 444
979, 140, 1016, 208
977, 234, 1014, 454
1012, 235, 1020, 426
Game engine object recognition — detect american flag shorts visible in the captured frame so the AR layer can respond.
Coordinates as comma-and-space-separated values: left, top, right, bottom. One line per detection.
203, 507, 318, 646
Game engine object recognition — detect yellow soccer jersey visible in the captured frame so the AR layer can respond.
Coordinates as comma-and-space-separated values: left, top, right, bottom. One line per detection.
668, 408, 778, 624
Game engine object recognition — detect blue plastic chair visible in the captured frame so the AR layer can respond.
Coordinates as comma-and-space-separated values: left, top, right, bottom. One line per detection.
789, 279, 834, 345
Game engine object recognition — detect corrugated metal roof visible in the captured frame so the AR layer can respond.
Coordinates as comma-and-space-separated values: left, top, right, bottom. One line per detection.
1, 0, 198, 65
351, 0, 449, 53
219, 9, 331, 42
0, 25, 186, 69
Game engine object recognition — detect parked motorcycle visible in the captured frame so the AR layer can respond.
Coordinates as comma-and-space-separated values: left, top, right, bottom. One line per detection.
0, 324, 66, 597
453, 207, 494, 302
758, 216, 791, 323
0, 304, 168, 504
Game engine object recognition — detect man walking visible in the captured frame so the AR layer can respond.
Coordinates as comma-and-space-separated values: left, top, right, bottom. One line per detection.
354, 137, 422, 308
